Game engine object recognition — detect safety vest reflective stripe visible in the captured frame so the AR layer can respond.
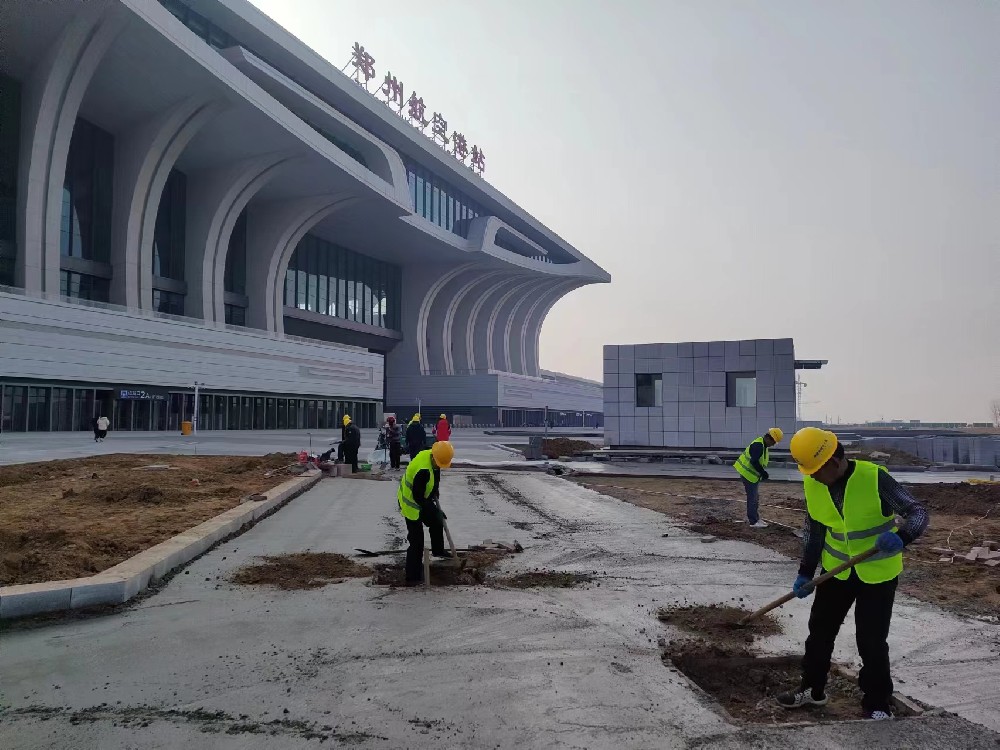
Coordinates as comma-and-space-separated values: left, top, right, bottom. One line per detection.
398, 450, 436, 521
398, 493, 421, 511
822, 542, 900, 564
827, 519, 896, 542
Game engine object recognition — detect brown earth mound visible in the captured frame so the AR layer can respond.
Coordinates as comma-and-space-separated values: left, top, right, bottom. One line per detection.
371, 549, 510, 587
230, 553, 370, 590
664, 642, 865, 724
846, 449, 930, 467
911, 482, 1000, 516
657, 604, 781, 645
540, 438, 598, 459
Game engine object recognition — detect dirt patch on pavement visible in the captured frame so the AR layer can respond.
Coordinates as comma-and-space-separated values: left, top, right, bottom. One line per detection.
0, 453, 297, 586
664, 642, 867, 724
577, 476, 1000, 619
657, 605, 781, 645
230, 553, 370, 590
540, 438, 598, 459
492, 571, 591, 588
371, 550, 510, 587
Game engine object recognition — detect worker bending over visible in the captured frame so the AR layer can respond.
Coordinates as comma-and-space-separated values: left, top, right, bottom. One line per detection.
733, 427, 783, 528
397, 441, 455, 585
778, 427, 928, 720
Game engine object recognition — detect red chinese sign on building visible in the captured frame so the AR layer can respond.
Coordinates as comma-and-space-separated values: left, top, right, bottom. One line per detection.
344, 42, 487, 176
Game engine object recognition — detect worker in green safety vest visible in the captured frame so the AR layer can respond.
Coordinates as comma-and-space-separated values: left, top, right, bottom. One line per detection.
733, 427, 783, 528
397, 441, 455, 585
776, 428, 929, 720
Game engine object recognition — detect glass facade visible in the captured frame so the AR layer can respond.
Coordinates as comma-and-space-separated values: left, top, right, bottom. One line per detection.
61, 118, 114, 264
153, 168, 186, 282
727, 372, 757, 408
160, 0, 237, 50
224, 209, 246, 295
0, 73, 20, 287
1, 382, 379, 433
152, 289, 185, 316
60, 270, 110, 302
403, 157, 483, 238
284, 234, 401, 330
224, 304, 246, 326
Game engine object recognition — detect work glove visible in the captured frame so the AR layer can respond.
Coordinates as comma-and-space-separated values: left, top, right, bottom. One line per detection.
793, 574, 814, 599
876, 531, 904, 554
759, 469, 770, 481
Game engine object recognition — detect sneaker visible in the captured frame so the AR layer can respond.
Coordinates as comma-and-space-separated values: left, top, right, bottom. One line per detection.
865, 710, 894, 721
749, 520, 769, 529
776, 686, 828, 709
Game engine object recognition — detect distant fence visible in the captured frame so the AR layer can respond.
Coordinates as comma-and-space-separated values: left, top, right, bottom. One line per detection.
863, 436, 1000, 468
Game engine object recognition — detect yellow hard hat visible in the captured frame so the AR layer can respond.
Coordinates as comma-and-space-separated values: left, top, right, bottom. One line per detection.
767, 427, 784, 443
431, 440, 454, 469
412, 413, 421, 422
439, 414, 447, 420
790, 427, 838, 475
342, 415, 351, 425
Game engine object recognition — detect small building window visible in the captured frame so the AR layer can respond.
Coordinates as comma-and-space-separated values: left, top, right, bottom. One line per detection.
727, 372, 757, 407
635, 374, 662, 407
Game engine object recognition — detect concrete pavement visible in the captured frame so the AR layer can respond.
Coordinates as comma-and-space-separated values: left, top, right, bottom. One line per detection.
1, 470, 997, 748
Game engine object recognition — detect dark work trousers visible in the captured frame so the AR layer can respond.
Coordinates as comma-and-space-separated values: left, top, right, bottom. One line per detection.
408, 446, 421, 462
741, 478, 760, 524
389, 442, 402, 469
404, 517, 446, 582
343, 447, 359, 473
802, 570, 898, 713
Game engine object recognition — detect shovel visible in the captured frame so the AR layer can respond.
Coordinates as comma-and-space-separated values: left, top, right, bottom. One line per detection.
737, 547, 879, 627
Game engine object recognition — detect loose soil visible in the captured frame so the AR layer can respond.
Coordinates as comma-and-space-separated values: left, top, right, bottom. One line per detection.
230, 553, 371, 590
664, 642, 866, 724
846, 449, 931, 467
657, 605, 781, 645
0, 453, 297, 586
371, 550, 509, 587
577, 476, 1000, 618
518, 438, 598, 459
492, 571, 591, 588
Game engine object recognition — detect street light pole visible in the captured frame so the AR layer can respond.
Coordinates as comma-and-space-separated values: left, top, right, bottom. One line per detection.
193, 382, 201, 434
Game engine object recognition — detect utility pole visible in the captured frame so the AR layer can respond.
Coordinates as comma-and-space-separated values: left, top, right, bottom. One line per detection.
544, 405, 549, 438
193, 382, 202, 434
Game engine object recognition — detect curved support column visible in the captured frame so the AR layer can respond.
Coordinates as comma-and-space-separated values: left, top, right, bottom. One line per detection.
110, 96, 224, 308
15, 2, 125, 293
503, 279, 552, 374
244, 193, 358, 333
487, 278, 538, 373
422, 267, 477, 375
520, 280, 580, 377
442, 270, 506, 375
184, 151, 298, 321
415, 262, 476, 375
467, 275, 525, 373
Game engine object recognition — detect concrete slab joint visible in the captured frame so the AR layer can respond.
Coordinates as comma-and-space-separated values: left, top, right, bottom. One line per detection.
0, 472, 322, 620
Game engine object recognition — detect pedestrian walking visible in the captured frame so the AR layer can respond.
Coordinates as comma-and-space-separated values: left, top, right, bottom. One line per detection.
405, 413, 426, 462
91, 416, 101, 442
434, 413, 451, 442
776, 428, 929, 720
733, 427, 783, 527
386, 415, 402, 470
342, 415, 361, 473
96, 415, 110, 442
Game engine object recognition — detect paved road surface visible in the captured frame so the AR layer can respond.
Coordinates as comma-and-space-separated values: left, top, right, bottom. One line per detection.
1, 471, 997, 748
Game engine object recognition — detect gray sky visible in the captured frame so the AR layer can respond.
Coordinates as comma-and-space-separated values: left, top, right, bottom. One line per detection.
248, 0, 998, 423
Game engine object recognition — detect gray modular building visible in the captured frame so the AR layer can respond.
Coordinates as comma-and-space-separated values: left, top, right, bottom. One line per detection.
603, 339, 825, 449
0, 0, 606, 433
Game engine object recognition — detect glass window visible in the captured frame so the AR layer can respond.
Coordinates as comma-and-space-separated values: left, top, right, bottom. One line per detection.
52, 388, 74, 431
224, 209, 247, 295
266, 397, 276, 429
27, 386, 51, 432
152, 168, 186, 281
277, 399, 287, 429
415, 173, 424, 216
727, 372, 757, 408
61, 270, 110, 302
224, 304, 246, 326
635, 374, 662, 407
61, 117, 114, 262
285, 267, 295, 306
153, 289, 185, 316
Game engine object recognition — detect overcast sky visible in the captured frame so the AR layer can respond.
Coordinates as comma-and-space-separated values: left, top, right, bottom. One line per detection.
248, 0, 998, 423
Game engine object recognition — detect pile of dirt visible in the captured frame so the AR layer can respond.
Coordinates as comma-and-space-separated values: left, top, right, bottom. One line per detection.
664, 642, 864, 724
656, 605, 781, 645
492, 571, 591, 588
911, 482, 1000, 516
688, 516, 804, 560
0, 453, 298, 586
371, 550, 510, 587
230, 553, 370, 590
846, 449, 931, 467
537, 438, 598, 459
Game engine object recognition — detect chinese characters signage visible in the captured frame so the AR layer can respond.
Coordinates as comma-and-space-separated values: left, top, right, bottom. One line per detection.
345, 42, 486, 176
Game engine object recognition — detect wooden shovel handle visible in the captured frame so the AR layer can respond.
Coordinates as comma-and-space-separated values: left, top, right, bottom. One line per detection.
738, 547, 879, 626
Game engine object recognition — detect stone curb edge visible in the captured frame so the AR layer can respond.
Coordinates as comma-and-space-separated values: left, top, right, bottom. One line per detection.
0, 472, 324, 620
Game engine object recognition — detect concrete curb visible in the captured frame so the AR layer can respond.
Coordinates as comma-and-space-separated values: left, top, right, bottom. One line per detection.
0, 472, 323, 620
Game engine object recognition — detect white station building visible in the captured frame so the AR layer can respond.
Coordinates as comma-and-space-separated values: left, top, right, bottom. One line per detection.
0, 0, 608, 433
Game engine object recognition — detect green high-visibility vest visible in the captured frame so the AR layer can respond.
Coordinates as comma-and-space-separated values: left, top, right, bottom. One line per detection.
733, 437, 769, 483
398, 449, 436, 521
803, 460, 903, 584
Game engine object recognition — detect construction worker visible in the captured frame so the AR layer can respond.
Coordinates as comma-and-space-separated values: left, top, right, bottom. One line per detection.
405, 413, 426, 462
435, 413, 451, 442
397, 441, 455, 585
777, 427, 928, 720
733, 427, 783, 528
342, 415, 361, 473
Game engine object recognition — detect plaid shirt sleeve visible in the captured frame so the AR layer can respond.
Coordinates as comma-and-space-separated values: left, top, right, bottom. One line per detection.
878, 472, 930, 545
